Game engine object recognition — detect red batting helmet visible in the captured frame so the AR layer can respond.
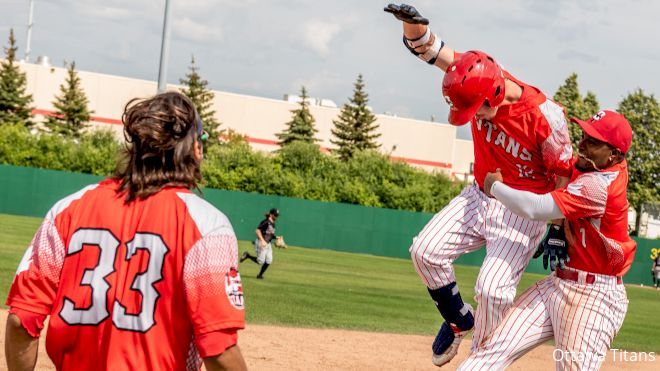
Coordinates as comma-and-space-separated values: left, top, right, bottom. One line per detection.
442, 50, 506, 125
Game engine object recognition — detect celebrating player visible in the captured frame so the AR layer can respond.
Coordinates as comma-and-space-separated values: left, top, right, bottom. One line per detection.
5, 92, 248, 371
384, 3, 574, 367
240, 208, 282, 279
459, 110, 636, 370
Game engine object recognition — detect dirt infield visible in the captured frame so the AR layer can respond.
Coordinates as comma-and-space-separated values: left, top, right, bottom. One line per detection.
1, 310, 657, 370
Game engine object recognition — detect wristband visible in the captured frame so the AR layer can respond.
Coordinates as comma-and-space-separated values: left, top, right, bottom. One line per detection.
402, 31, 444, 65
405, 27, 431, 49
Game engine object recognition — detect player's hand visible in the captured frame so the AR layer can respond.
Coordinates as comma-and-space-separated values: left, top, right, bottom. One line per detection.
532, 243, 544, 259
384, 3, 429, 25
483, 169, 503, 197
259, 240, 268, 248
539, 224, 570, 271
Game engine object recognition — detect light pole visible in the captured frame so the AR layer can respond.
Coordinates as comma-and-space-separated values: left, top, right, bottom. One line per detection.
157, 0, 173, 93
25, 0, 35, 62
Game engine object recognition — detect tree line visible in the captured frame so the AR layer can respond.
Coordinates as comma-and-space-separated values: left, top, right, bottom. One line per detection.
1, 29, 658, 229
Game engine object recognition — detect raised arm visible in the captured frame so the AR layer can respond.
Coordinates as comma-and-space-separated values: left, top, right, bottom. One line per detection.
384, 3, 457, 71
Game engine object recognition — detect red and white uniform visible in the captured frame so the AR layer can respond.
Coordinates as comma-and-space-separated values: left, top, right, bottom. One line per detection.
553, 160, 636, 276
472, 72, 573, 193
410, 71, 573, 349
459, 160, 635, 370
6, 179, 245, 371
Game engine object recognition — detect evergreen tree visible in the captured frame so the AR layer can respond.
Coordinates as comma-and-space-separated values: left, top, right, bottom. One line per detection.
616, 89, 660, 233
46, 61, 93, 137
180, 55, 221, 144
553, 73, 600, 145
0, 29, 33, 126
276, 86, 318, 146
331, 74, 380, 160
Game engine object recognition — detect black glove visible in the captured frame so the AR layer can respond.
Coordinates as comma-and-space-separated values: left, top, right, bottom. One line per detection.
532, 242, 544, 259
384, 3, 429, 25
537, 224, 570, 271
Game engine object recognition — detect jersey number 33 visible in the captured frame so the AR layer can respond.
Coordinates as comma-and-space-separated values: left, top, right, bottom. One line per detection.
59, 228, 168, 333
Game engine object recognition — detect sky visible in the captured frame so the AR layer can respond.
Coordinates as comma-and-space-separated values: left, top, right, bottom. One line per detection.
1, 0, 659, 140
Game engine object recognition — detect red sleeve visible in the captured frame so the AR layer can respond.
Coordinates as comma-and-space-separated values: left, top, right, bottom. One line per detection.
195, 328, 239, 358
6, 219, 66, 315
184, 233, 245, 337
539, 106, 573, 178
8, 307, 47, 338
551, 173, 608, 219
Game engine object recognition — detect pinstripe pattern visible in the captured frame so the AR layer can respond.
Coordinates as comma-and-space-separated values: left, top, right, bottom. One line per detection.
458, 268, 628, 370
410, 184, 547, 348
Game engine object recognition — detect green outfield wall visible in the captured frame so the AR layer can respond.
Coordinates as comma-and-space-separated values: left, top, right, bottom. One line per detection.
1, 165, 657, 285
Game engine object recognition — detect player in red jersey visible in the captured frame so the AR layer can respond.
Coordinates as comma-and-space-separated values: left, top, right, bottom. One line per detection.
462, 110, 635, 370
385, 4, 573, 366
5, 92, 247, 371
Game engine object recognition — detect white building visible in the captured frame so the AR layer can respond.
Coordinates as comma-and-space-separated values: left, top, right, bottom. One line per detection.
17, 61, 475, 180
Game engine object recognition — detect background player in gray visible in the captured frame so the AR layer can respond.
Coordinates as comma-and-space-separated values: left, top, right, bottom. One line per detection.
653, 254, 660, 289
241, 208, 280, 279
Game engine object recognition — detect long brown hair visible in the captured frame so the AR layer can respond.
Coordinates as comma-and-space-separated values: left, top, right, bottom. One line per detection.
114, 92, 202, 202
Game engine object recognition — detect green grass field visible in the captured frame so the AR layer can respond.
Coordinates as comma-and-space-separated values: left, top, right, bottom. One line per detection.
1, 213, 658, 352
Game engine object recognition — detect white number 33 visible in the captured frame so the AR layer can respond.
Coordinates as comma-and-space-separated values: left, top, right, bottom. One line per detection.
59, 229, 168, 332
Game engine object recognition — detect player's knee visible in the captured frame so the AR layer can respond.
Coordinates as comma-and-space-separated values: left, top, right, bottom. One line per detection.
474, 278, 515, 306
409, 238, 426, 264
411, 247, 453, 274
409, 235, 422, 254
410, 238, 437, 265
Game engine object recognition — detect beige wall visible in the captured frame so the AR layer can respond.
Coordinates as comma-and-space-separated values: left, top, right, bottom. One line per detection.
18, 61, 475, 178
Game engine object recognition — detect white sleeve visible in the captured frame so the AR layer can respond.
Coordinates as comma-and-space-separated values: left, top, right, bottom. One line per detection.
490, 181, 565, 221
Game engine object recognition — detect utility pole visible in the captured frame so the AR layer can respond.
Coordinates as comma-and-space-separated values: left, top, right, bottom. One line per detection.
157, 0, 173, 93
25, 0, 35, 62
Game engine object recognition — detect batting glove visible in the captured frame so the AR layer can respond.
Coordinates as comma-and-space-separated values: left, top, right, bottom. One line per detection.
384, 3, 429, 25
538, 224, 570, 271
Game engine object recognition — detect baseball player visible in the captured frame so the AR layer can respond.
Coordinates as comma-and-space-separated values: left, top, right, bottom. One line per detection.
240, 208, 281, 279
5, 92, 247, 371
653, 253, 660, 289
384, 4, 574, 366
460, 110, 636, 370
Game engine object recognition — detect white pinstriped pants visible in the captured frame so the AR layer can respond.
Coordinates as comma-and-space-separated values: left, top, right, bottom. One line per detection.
409, 185, 547, 349
458, 268, 628, 370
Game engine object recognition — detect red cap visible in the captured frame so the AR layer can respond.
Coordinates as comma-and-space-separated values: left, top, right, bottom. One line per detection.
570, 110, 632, 153
442, 50, 505, 125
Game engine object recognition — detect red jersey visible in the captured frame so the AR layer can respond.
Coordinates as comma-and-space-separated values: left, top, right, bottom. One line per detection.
551, 160, 636, 276
6, 179, 245, 370
471, 72, 573, 194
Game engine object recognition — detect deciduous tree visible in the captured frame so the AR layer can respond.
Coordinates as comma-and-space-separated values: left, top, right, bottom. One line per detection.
617, 89, 660, 233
